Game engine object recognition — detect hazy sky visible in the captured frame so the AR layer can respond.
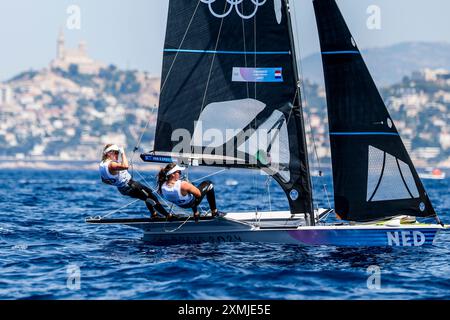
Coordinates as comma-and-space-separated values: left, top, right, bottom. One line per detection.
1, 0, 450, 81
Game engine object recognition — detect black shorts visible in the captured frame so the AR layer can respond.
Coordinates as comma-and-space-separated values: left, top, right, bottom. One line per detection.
118, 180, 157, 202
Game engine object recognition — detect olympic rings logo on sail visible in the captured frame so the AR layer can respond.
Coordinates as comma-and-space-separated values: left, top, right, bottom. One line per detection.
200, 0, 267, 19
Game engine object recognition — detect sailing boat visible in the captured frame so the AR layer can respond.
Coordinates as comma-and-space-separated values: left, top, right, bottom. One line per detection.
87, 0, 449, 246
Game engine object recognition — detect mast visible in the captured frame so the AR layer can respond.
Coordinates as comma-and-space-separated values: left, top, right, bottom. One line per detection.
284, 0, 315, 225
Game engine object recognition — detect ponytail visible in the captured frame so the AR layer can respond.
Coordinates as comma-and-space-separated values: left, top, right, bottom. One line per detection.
157, 163, 177, 193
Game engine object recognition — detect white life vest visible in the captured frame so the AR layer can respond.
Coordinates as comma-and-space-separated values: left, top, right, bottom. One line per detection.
161, 180, 194, 207
99, 160, 131, 189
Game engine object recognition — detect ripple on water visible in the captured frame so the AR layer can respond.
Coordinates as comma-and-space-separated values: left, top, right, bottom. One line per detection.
0, 170, 449, 299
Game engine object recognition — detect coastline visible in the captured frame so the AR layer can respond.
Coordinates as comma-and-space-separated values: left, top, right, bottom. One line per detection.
0, 159, 447, 172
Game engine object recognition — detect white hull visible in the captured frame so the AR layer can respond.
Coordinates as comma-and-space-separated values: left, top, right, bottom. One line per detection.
87, 210, 447, 247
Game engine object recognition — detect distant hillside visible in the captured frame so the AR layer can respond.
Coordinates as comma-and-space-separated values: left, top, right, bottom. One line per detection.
1, 44, 450, 166
0, 65, 160, 160
302, 42, 450, 86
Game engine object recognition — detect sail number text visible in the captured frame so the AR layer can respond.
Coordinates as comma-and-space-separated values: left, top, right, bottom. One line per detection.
387, 231, 426, 246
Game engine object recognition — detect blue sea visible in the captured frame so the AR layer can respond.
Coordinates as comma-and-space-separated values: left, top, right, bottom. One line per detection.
0, 168, 449, 300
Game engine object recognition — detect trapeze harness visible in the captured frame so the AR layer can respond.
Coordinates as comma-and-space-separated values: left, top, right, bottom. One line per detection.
161, 180, 195, 208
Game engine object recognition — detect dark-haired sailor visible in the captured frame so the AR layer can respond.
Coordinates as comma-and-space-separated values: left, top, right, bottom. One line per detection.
157, 163, 225, 222
99, 144, 172, 219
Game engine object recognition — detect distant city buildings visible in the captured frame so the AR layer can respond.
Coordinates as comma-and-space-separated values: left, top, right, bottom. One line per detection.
0, 30, 449, 168
411, 68, 450, 85
0, 29, 159, 162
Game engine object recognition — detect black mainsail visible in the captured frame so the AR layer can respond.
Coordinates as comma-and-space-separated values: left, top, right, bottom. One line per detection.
313, 0, 436, 221
143, 0, 314, 219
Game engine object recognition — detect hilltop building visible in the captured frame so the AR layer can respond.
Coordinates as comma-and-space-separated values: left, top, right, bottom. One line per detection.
50, 29, 104, 75
412, 68, 450, 84
0, 85, 13, 105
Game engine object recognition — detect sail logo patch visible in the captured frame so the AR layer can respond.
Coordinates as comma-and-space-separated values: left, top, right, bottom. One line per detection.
419, 202, 426, 212
232, 67, 283, 82
289, 189, 299, 201
274, 70, 282, 79
201, 0, 267, 20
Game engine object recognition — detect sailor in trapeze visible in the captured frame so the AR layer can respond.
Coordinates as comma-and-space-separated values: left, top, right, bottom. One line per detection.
99, 144, 173, 219
157, 163, 226, 222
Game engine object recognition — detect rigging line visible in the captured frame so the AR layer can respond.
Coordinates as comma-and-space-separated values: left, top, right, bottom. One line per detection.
291, 0, 330, 209
252, 13, 260, 213
284, 0, 303, 127
302, 99, 330, 209
134, 169, 206, 218
304, 104, 323, 209
134, 169, 175, 210
160, 0, 202, 95
265, 176, 272, 212
164, 215, 192, 233
133, 169, 178, 218
200, 1, 228, 113
191, 168, 227, 183
299, 90, 324, 210
241, 1, 250, 98
199, 205, 208, 215
97, 199, 141, 220
129, 106, 156, 179
132, 106, 154, 156
253, 9, 257, 101
317, 209, 332, 224
323, 184, 332, 209
285, 86, 299, 126
132, 1, 201, 171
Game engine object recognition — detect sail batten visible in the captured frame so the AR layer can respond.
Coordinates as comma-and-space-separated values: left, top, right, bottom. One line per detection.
314, 0, 436, 221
